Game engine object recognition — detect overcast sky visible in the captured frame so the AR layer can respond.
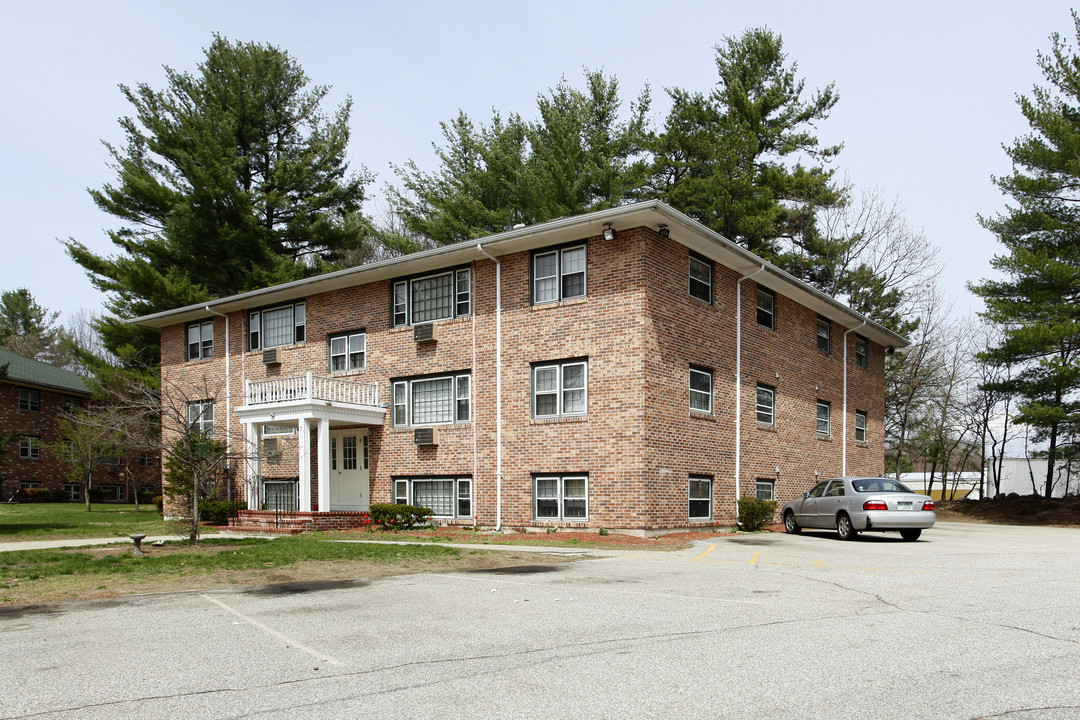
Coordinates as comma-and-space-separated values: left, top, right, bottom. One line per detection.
0, 0, 1073, 326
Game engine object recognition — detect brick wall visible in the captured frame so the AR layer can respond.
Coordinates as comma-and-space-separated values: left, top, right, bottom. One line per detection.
0, 381, 161, 501
157, 224, 889, 529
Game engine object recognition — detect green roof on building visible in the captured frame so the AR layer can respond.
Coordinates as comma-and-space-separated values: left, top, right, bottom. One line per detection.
0, 349, 91, 395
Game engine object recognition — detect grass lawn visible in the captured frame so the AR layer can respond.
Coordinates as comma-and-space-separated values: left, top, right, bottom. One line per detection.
0, 536, 572, 607
0, 503, 186, 541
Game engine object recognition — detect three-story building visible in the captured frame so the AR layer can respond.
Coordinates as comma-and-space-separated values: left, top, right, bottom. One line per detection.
134, 201, 906, 530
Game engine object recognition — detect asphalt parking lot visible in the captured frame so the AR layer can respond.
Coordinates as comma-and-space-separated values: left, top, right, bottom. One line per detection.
2, 522, 1078, 719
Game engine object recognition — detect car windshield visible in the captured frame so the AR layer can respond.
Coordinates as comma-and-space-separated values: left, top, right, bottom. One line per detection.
851, 479, 914, 493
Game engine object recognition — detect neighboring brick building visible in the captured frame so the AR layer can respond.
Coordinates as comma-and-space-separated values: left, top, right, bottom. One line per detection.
133, 201, 907, 530
0, 349, 161, 502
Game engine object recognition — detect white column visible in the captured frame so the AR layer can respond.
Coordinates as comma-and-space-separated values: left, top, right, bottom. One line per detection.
298, 417, 312, 511
247, 423, 262, 509
317, 419, 330, 512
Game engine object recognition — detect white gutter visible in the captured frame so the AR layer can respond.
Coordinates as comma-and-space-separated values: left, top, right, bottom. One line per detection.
842, 321, 867, 476
476, 244, 503, 531
735, 265, 765, 524
205, 306, 231, 501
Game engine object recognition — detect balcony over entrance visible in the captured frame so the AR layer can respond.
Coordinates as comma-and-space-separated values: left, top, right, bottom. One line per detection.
246, 373, 380, 408
238, 372, 385, 426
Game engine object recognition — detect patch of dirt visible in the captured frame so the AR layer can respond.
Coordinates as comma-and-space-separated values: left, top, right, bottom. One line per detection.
932, 494, 1080, 527
339, 526, 738, 548
0, 544, 582, 609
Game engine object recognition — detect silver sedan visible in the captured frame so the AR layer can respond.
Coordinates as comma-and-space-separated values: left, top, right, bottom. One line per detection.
782, 477, 936, 541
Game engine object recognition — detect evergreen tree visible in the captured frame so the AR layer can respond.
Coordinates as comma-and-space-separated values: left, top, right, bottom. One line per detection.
388, 70, 650, 246
648, 28, 842, 261
972, 11, 1080, 498
0, 288, 69, 365
64, 35, 373, 369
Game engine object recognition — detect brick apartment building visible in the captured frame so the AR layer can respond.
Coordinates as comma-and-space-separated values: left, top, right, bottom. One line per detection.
0, 349, 161, 502
133, 201, 907, 530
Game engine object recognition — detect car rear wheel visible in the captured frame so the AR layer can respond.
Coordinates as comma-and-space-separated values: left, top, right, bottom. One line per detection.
784, 510, 801, 534
900, 528, 922, 542
836, 513, 858, 541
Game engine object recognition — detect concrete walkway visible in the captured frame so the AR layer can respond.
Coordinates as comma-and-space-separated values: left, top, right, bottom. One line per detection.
0, 531, 275, 553
0, 533, 639, 557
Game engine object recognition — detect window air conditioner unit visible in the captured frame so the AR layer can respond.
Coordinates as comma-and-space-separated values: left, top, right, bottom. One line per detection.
262, 348, 280, 365
413, 427, 439, 446
413, 323, 439, 343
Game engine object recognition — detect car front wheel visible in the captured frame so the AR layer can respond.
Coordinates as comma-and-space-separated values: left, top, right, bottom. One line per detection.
900, 528, 922, 541
784, 510, 801, 534
836, 513, 858, 541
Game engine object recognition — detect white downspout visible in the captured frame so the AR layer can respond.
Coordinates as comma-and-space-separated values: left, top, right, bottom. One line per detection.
205, 306, 231, 501
477, 244, 503, 531
842, 321, 867, 477
735, 266, 765, 524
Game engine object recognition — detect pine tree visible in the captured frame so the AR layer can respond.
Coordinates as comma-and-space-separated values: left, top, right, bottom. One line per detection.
388, 70, 650, 246
972, 11, 1080, 497
649, 28, 842, 261
64, 35, 373, 370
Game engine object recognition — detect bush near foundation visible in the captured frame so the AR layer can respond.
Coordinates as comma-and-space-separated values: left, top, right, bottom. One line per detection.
738, 497, 778, 531
369, 503, 434, 530
200, 500, 247, 525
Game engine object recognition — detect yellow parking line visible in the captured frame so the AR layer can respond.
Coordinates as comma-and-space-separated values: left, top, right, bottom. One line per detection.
693, 544, 718, 561
748, 551, 760, 565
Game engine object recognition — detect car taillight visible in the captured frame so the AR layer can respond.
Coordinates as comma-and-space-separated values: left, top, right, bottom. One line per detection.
863, 500, 888, 511
922, 501, 935, 511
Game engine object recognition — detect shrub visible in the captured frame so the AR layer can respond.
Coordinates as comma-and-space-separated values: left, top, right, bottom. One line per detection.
199, 500, 248, 525
136, 491, 156, 505
154, 495, 164, 513
369, 503, 433, 530
24, 488, 52, 503
51, 488, 71, 503
738, 497, 778, 531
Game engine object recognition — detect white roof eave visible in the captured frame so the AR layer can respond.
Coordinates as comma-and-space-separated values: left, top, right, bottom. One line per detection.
129, 200, 909, 349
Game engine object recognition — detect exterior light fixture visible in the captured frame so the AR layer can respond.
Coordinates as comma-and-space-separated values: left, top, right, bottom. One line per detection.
602, 223, 615, 241
658, 224, 670, 238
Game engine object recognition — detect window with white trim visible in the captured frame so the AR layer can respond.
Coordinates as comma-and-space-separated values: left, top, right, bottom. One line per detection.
855, 410, 868, 443
392, 373, 471, 427
532, 244, 586, 304
816, 400, 831, 436
63, 483, 82, 501
187, 400, 214, 434
689, 366, 713, 413
533, 359, 587, 418
394, 476, 472, 519
18, 388, 40, 412
817, 316, 831, 353
329, 330, 366, 372
62, 395, 82, 412
855, 334, 868, 369
689, 475, 712, 520
19, 436, 40, 460
757, 287, 775, 329
392, 268, 471, 327
187, 321, 214, 360
756, 479, 775, 501
756, 384, 775, 425
689, 254, 712, 303
249, 302, 305, 350
534, 474, 588, 521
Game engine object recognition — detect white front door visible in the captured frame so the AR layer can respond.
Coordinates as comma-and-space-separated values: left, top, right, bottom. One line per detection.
329, 429, 369, 511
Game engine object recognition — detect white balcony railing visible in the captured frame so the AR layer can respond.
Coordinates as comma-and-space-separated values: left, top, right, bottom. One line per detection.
246, 372, 379, 407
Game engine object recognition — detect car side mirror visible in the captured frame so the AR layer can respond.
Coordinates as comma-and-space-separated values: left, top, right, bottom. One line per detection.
801, 492, 808, 498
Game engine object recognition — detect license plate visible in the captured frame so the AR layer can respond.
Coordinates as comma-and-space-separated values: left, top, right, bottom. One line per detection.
897, 501, 912, 511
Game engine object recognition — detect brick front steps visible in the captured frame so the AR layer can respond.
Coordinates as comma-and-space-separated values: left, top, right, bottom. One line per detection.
227, 510, 373, 535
